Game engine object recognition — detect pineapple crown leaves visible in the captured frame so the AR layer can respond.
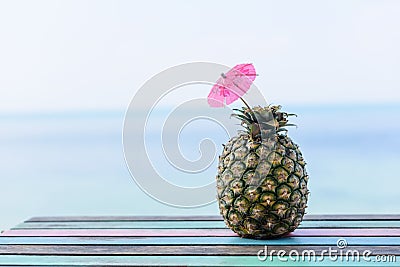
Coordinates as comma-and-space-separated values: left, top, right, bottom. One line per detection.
231, 105, 297, 140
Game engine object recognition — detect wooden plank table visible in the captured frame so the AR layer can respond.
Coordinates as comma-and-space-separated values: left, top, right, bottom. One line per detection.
0, 215, 399, 266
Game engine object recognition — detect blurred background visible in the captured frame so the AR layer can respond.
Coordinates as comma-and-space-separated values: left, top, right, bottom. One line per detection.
1, 0, 399, 230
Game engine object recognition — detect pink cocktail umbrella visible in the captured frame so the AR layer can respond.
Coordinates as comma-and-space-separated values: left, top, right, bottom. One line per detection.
207, 63, 257, 108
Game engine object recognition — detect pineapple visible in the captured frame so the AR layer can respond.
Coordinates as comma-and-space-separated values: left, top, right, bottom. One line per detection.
217, 105, 309, 239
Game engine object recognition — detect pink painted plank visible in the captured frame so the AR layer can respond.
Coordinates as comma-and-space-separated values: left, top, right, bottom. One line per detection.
1, 228, 400, 237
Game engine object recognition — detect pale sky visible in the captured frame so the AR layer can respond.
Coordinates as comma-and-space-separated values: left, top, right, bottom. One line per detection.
0, 0, 399, 112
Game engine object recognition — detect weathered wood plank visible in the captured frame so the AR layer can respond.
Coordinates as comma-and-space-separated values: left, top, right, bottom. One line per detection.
12, 220, 400, 230
26, 214, 400, 222
3, 229, 236, 237
1, 236, 400, 246
14, 221, 227, 229
26, 216, 223, 222
1, 245, 399, 256
0, 255, 398, 266
2, 228, 400, 237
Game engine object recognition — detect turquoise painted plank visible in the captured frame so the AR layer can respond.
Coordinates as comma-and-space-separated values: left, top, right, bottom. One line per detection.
13, 220, 400, 229
13, 221, 226, 229
1, 236, 400, 246
0, 255, 398, 266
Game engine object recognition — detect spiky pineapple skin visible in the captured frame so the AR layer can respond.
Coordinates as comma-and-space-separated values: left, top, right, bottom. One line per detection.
217, 133, 309, 239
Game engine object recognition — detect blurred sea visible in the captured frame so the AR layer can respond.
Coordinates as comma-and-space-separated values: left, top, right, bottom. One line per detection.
1, 104, 400, 230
